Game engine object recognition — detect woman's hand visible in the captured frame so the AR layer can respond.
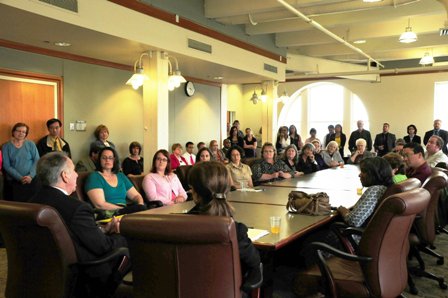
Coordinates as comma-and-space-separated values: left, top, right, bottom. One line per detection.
174, 195, 186, 203
337, 206, 349, 217
21, 176, 32, 184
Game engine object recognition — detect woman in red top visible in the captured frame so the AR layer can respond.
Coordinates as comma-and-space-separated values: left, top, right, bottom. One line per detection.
169, 143, 188, 170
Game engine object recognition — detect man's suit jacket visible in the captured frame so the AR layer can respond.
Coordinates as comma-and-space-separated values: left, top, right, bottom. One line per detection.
373, 132, 396, 156
424, 129, 448, 154
348, 129, 372, 152
30, 186, 127, 277
403, 135, 421, 144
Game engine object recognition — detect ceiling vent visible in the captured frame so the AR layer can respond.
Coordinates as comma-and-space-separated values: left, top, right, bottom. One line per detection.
440, 27, 448, 36
38, 0, 78, 12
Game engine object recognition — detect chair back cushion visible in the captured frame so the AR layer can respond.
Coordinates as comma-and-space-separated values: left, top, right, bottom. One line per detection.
175, 165, 193, 191
121, 214, 242, 298
381, 178, 421, 201
74, 171, 91, 202
418, 170, 448, 243
0, 201, 78, 298
127, 174, 146, 197
359, 188, 430, 297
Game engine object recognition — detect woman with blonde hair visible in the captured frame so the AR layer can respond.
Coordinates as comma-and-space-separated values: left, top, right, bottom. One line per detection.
321, 141, 344, 168
91, 124, 115, 150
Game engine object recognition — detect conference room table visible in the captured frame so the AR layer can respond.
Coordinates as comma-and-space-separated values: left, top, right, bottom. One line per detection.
141, 165, 362, 251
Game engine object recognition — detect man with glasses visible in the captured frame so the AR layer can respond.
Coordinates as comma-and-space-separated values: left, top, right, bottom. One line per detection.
36, 118, 71, 157
423, 119, 448, 154
402, 142, 432, 184
425, 135, 448, 167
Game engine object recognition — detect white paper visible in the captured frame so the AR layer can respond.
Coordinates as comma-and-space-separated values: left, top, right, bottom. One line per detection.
247, 228, 270, 241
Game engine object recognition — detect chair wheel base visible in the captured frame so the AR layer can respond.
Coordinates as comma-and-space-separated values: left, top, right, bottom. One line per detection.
440, 281, 447, 289
409, 286, 418, 295
437, 258, 444, 265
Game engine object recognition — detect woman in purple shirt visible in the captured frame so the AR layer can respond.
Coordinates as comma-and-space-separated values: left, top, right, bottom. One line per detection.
143, 149, 187, 205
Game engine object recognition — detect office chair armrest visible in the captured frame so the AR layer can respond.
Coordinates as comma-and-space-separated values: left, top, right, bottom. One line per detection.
242, 263, 263, 292
78, 247, 130, 267
309, 242, 372, 263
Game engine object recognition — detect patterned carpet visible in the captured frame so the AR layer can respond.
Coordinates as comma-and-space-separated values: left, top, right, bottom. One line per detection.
1, 234, 448, 297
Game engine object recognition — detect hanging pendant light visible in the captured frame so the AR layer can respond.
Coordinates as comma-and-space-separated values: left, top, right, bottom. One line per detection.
399, 18, 418, 43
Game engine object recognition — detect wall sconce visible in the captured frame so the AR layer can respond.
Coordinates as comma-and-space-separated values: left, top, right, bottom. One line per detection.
163, 52, 187, 91
278, 91, 290, 104
126, 52, 151, 89
250, 90, 259, 104
399, 18, 417, 43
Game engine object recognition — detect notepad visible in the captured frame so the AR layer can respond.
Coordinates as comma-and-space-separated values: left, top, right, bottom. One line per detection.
96, 215, 124, 223
247, 228, 270, 241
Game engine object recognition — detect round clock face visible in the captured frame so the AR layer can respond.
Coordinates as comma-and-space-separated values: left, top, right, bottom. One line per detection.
185, 81, 195, 96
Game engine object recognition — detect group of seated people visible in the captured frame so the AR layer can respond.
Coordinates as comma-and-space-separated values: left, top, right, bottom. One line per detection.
2, 117, 448, 296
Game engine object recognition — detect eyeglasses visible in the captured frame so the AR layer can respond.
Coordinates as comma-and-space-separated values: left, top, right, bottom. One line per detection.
101, 156, 115, 161
15, 129, 27, 134
156, 157, 168, 162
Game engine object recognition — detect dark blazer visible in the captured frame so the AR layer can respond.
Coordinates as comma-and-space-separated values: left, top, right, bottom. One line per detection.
403, 135, 421, 144
30, 186, 127, 277
424, 129, 448, 154
36, 135, 71, 158
348, 129, 372, 152
373, 132, 396, 156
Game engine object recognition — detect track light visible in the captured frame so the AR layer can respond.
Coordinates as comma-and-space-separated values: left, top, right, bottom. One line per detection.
126, 52, 150, 89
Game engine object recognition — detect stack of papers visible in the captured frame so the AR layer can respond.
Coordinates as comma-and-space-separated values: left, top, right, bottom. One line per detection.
247, 228, 270, 241
236, 188, 264, 192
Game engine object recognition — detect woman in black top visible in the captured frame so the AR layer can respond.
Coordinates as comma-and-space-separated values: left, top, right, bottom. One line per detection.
122, 141, 144, 175
297, 143, 320, 174
243, 127, 257, 158
227, 126, 245, 149
289, 125, 303, 151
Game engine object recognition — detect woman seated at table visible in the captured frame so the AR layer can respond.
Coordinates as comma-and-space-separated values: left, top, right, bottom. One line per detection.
337, 157, 393, 227
227, 126, 245, 149
311, 139, 327, 170
91, 124, 115, 149
296, 143, 320, 175
121, 141, 144, 176
383, 152, 408, 184
188, 161, 262, 288
85, 147, 146, 215
347, 138, 374, 164
281, 144, 304, 178
209, 140, 228, 163
142, 149, 188, 206
196, 147, 213, 163
321, 141, 344, 168
251, 142, 294, 185
226, 146, 254, 189
170, 143, 188, 170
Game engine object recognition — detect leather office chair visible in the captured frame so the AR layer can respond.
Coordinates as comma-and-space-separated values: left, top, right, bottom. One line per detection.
127, 174, 163, 208
74, 171, 90, 203
0, 201, 129, 298
121, 213, 262, 298
175, 165, 193, 192
408, 170, 448, 293
294, 188, 430, 298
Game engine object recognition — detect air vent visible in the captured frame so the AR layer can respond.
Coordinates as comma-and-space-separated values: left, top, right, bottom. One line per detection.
39, 0, 78, 12
188, 39, 212, 54
440, 28, 448, 36
264, 63, 278, 74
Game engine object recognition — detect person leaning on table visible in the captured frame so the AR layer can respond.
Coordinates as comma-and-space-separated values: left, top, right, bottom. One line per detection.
251, 142, 294, 185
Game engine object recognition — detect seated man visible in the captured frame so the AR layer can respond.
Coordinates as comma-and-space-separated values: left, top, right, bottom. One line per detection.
36, 118, 71, 157
30, 152, 127, 295
76, 145, 100, 172
403, 142, 432, 184
425, 135, 448, 167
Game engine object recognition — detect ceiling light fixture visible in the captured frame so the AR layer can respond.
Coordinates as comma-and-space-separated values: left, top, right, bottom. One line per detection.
162, 52, 187, 91
353, 39, 366, 44
54, 41, 71, 47
363, 0, 383, 3
250, 90, 258, 104
260, 89, 267, 102
399, 18, 418, 43
126, 52, 151, 90
419, 52, 434, 66
279, 91, 290, 104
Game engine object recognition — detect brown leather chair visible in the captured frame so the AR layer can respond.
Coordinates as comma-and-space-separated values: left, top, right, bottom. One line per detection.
121, 213, 261, 298
294, 188, 430, 298
408, 170, 448, 293
74, 171, 90, 203
0, 200, 129, 298
127, 174, 163, 208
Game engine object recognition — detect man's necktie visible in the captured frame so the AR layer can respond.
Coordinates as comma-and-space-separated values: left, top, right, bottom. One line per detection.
190, 155, 194, 165
53, 137, 62, 151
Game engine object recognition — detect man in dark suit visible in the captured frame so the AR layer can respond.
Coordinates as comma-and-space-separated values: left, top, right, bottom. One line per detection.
30, 152, 127, 296
36, 118, 72, 157
423, 119, 448, 154
348, 120, 372, 152
373, 123, 396, 157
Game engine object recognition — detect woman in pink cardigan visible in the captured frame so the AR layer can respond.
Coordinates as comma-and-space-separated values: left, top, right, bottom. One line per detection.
143, 149, 187, 205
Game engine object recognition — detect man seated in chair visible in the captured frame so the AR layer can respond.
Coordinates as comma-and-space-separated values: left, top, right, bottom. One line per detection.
30, 152, 128, 296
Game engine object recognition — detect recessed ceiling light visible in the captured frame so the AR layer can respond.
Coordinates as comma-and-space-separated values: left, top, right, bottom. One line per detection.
363, 0, 383, 3
213, 76, 223, 80
353, 39, 366, 44
54, 41, 71, 47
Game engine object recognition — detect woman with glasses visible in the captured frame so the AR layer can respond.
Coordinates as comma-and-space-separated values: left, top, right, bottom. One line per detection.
2, 122, 40, 201
143, 149, 187, 206
85, 147, 145, 215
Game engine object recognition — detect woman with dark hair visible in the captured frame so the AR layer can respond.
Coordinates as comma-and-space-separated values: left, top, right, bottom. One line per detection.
85, 147, 145, 213
122, 141, 144, 175
305, 128, 320, 144
251, 142, 294, 184
330, 124, 346, 157
383, 152, 408, 184
337, 157, 393, 227
281, 144, 304, 177
188, 161, 261, 286
404, 124, 421, 144
142, 149, 187, 206
275, 126, 290, 155
296, 143, 320, 174
2, 122, 40, 201
289, 125, 303, 151
227, 126, 245, 149
243, 128, 257, 158
196, 147, 213, 163
226, 146, 254, 189
91, 124, 115, 149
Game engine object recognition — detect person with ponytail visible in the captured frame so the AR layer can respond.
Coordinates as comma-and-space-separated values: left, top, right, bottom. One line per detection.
188, 161, 262, 290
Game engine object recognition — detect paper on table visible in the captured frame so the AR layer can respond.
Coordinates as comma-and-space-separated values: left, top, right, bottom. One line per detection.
236, 188, 264, 192
247, 228, 270, 241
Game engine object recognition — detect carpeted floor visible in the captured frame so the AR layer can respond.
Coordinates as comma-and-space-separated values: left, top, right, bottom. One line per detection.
1, 233, 448, 297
